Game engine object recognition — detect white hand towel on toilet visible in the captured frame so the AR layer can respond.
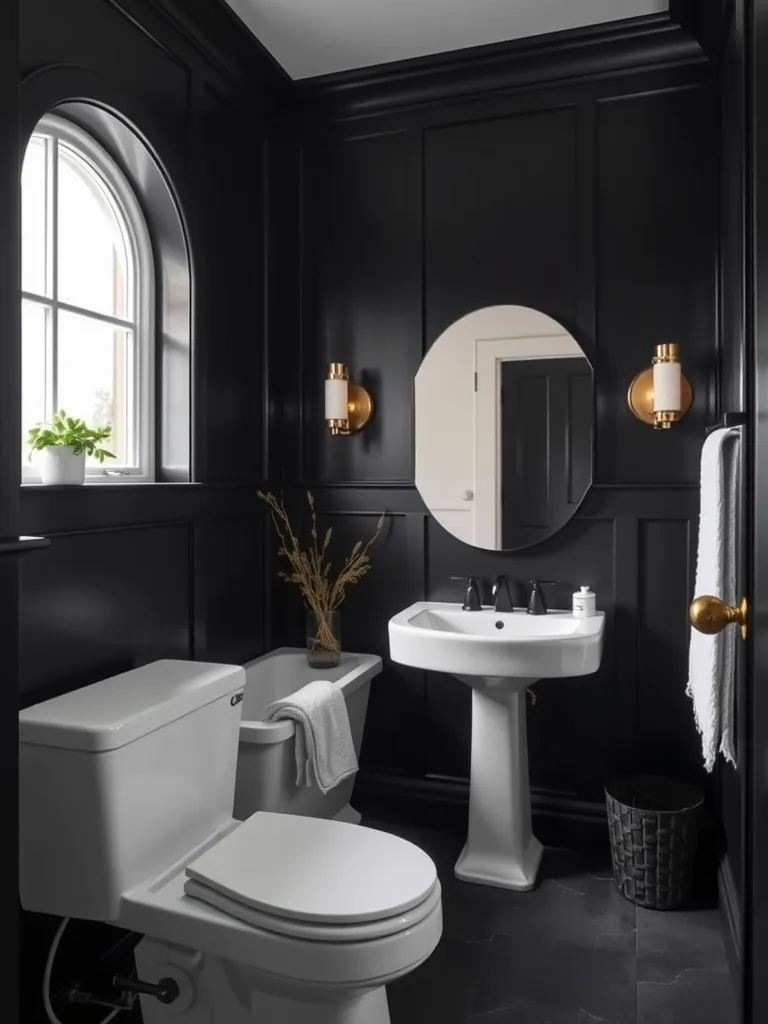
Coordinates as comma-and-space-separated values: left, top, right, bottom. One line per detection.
687, 425, 742, 772
264, 679, 358, 794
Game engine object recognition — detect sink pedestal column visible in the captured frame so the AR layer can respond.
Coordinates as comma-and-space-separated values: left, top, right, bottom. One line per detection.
454, 679, 543, 891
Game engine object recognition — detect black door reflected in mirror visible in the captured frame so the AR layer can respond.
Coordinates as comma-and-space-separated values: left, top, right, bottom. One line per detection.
414, 305, 593, 552
500, 356, 591, 548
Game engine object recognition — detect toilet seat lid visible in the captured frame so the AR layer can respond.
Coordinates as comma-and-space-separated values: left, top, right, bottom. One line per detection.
185, 812, 438, 925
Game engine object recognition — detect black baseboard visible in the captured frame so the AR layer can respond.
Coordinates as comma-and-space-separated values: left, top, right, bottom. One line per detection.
353, 770, 610, 852
718, 853, 742, 993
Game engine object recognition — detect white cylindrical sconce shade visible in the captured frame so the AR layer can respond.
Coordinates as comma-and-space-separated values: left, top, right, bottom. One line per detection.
325, 377, 349, 421
652, 360, 681, 413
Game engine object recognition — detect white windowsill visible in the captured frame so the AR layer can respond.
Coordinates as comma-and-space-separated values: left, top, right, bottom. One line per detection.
20, 480, 199, 489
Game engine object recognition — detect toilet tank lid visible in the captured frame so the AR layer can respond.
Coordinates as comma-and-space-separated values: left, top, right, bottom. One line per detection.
19, 661, 245, 752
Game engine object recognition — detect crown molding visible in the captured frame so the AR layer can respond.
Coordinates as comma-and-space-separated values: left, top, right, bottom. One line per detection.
296, 13, 706, 121
126, 0, 292, 97
670, 0, 733, 61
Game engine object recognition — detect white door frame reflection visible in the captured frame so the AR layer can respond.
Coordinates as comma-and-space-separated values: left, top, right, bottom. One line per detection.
415, 305, 593, 552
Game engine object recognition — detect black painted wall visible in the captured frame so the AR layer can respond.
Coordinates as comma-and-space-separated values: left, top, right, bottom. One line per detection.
0, 2, 21, 1021
0, 4, 736, 1022
268, 21, 721, 833
716, 0, 747, 960
10, 0, 286, 1018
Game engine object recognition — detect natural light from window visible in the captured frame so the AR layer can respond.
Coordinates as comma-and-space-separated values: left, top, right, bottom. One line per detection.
21, 115, 153, 481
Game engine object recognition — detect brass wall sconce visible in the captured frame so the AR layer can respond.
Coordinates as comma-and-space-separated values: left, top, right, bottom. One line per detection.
627, 343, 693, 429
324, 362, 373, 435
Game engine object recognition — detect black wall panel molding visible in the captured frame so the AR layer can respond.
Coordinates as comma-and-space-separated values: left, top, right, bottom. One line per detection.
671, 0, 734, 59
114, 0, 290, 99
718, 828, 742, 960
288, 39, 718, 827
353, 770, 610, 850
13, 1, 280, 1017
0, 536, 49, 555
0, 1, 20, 1018
297, 14, 705, 121
18, 521, 195, 703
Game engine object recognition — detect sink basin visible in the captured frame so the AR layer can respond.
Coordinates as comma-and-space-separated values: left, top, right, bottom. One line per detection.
388, 602, 605, 892
389, 603, 604, 681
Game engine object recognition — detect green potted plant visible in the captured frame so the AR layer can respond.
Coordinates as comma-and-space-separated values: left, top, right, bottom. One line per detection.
28, 410, 116, 485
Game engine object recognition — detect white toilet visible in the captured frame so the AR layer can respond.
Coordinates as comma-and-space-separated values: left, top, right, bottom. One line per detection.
19, 660, 442, 1024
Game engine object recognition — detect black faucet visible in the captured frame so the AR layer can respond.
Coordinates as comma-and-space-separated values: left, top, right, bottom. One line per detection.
451, 575, 482, 611
527, 579, 556, 615
491, 575, 515, 612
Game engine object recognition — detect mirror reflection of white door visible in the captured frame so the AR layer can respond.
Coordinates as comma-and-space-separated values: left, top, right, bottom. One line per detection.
414, 305, 592, 551
473, 332, 586, 549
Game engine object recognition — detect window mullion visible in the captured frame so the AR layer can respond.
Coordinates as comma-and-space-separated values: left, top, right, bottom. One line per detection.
50, 137, 58, 415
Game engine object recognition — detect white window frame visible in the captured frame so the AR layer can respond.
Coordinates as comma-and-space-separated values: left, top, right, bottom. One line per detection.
22, 113, 155, 483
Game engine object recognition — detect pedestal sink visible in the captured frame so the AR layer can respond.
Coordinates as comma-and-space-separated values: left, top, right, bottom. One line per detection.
388, 603, 605, 891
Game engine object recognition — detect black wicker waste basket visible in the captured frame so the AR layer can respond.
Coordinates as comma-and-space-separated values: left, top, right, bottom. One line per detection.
605, 774, 704, 910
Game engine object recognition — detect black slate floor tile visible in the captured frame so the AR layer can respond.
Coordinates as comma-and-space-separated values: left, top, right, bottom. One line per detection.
387, 936, 486, 1024
636, 967, 738, 1024
492, 850, 636, 958
470, 931, 637, 1023
468, 1006, 629, 1023
635, 906, 738, 1024
367, 818, 736, 1024
635, 906, 731, 975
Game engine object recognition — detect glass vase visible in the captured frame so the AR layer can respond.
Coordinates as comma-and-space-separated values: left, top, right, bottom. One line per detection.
306, 609, 342, 668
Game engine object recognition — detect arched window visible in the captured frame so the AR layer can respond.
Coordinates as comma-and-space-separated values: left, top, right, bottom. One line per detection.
21, 114, 155, 480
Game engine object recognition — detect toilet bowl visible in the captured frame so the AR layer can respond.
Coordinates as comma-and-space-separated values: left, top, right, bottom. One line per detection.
19, 659, 441, 1024
124, 812, 442, 1024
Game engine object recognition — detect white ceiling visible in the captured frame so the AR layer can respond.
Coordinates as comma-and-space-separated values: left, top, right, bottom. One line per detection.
223, 0, 669, 81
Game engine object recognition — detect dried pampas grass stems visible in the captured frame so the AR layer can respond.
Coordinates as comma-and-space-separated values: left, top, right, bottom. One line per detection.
258, 490, 384, 657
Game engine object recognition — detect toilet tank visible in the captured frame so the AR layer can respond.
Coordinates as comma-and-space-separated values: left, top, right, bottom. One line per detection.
19, 660, 245, 922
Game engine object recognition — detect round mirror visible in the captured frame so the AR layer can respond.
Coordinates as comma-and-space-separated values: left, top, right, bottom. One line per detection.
415, 306, 593, 551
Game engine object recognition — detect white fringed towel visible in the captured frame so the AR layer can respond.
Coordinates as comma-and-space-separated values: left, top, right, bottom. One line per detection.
687, 425, 742, 771
264, 679, 358, 794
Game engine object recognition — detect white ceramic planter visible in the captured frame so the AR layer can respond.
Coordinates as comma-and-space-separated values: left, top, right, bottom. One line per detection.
39, 446, 86, 486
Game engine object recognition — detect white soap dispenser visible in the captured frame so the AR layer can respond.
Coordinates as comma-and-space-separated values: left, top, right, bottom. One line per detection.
573, 585, 596, 618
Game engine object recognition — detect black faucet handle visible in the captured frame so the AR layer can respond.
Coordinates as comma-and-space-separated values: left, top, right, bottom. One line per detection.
527, 579, 556, 615
450, 575, 482, 611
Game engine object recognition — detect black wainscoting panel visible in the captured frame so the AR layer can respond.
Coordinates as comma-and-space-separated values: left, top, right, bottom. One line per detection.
595, 85, 717, 484
195, 497, 266, 665
266, 133, 303, 486
20, 0, 189, 159
0, 13, 19, 1024
18, 522, 192, 706
20, 0, 190, 97
637, 518, 705, 784
193, 83, 265, 483
294, 54, 717, 836
424, 108, 579, 345
302, 131, 422, 484
301, 482, 703, 804
12, 0, 283, 1020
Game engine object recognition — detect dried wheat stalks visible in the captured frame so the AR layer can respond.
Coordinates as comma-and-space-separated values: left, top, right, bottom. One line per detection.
258, 490, 385, 654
